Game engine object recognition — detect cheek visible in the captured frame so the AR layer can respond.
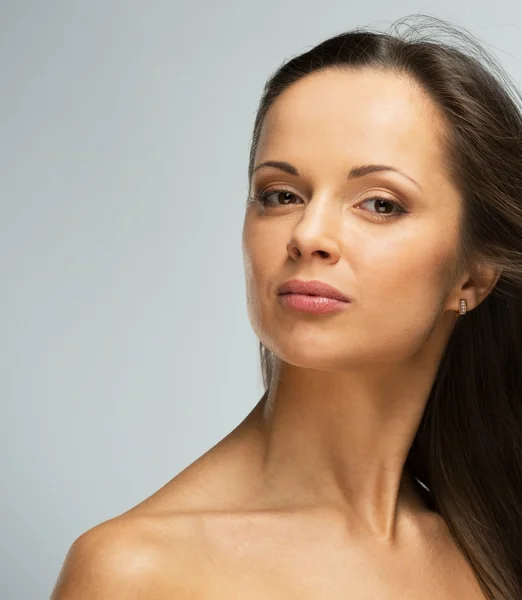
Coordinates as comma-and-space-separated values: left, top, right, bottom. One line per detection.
357, 233, 454, 318
243, 218, 287, 284
339, 235, 455, 362
242, 224, 283, 319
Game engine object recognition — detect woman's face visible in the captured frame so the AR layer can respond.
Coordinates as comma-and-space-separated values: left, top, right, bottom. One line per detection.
242, 68, 463, 370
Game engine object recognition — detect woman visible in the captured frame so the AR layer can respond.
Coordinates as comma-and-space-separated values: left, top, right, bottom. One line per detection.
51, 15, 522, 600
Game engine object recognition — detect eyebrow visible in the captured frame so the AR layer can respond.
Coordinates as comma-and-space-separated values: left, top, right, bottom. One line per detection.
252, 160, 423, 192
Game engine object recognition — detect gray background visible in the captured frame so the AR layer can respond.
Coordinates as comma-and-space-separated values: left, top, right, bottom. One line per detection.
2, 2, 521, 598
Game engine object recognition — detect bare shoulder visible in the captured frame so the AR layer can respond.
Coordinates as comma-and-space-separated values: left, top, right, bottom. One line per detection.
49, 414, 262, 599
50, 514, 202, 600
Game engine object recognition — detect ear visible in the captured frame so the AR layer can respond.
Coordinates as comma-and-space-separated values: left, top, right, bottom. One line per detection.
449, 260, 502, 313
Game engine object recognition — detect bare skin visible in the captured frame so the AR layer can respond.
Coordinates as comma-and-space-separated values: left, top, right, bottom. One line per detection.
51, 399, 488, 599
51, 68, 500, 599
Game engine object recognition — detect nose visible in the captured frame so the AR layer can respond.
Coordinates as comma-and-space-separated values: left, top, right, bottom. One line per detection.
286, 199, 342, 263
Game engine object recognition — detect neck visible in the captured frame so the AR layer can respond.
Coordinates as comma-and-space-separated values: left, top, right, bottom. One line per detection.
246, 357, 439, 543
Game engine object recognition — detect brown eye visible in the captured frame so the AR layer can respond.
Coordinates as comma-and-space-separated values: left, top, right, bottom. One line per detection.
358, 196, 407, 220
249, 189, 408, 221
252, 188, 303, 207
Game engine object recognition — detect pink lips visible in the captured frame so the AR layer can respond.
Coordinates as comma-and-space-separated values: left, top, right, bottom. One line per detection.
277, 279, 351, 314
277, 279, 351, 302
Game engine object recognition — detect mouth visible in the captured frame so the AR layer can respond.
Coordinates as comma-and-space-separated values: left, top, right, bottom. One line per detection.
281, 292, 341, 299
277, 279, 351, 303
278, 291, 351, 314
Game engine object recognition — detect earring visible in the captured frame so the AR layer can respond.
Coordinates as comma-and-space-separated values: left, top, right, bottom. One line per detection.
459, 299, 467, 315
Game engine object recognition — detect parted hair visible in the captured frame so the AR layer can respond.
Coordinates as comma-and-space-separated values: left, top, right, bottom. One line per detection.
247, 15, 522, 600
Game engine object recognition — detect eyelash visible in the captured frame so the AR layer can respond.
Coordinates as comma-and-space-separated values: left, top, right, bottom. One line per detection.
249, 188, 408, 220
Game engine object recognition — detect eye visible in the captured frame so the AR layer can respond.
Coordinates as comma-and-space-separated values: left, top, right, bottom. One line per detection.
249, 187, 408, 221
357, 196, 408, 220
250, 188, 303, 207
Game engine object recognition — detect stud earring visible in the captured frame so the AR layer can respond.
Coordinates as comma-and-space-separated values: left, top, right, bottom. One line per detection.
459, 299, 468, 315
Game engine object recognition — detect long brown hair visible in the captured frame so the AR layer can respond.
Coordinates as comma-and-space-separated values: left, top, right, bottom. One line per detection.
246, 15, 522, 600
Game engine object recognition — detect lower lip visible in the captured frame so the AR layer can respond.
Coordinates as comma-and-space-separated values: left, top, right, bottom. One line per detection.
278, 293, 350, 314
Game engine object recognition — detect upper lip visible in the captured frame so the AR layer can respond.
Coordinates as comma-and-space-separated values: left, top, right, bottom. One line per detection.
277, 279, 351, 302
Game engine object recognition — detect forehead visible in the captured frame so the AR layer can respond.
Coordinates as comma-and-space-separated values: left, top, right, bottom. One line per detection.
256, 68, 448, 182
